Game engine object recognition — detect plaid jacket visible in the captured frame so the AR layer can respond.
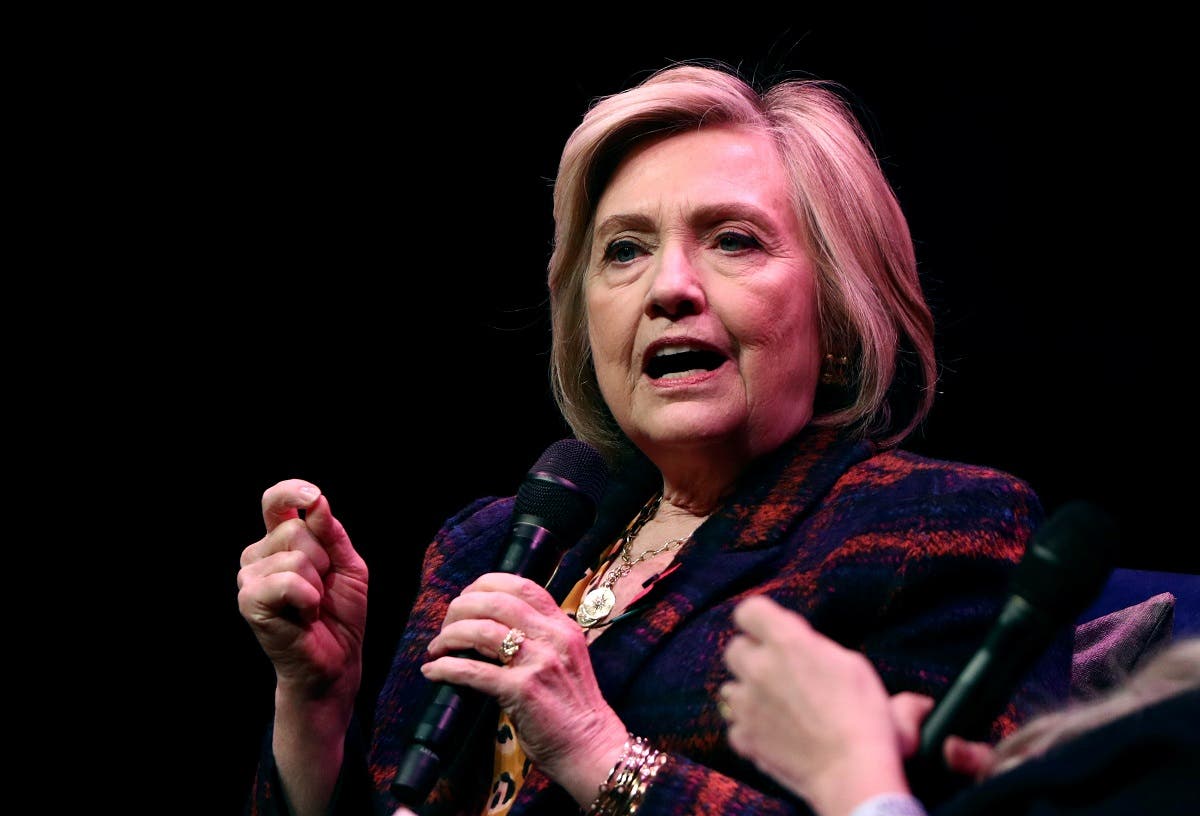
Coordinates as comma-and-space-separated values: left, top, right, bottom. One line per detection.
249, 426, 1071, 815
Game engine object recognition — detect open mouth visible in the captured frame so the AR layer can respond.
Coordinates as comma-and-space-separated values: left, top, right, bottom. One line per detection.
644, 346, 727, 380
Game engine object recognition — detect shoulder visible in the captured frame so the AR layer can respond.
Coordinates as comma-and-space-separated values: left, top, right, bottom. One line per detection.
438, 494, 516, 540
841, 448, 1039, 514
820, 448, 1044, 555
846, 447, 1037, 498
420, 495, 516, 583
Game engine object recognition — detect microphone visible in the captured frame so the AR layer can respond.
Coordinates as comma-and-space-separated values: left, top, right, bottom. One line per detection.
915, 500, 1120, 767
390, 438, 609, 807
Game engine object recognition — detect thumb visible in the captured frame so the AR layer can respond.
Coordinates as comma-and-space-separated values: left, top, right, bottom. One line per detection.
304, 494, 363, 574
890, 692, 935, 758
943, 735, 997, 780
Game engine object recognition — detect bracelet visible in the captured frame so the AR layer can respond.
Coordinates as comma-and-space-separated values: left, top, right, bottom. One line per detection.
583, 734, 670, 816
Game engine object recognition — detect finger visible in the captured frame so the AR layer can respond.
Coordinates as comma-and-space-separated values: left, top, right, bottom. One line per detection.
237, 549, 325, 600
442, 590, 537, 631
420, 651, 506, 695
303, 495, 364, 575
732, 594, 808, 643
943, 735, 996, 780
725, 719, 753, 759
717, 680, 737, 704
427, 618, 513, 660
239, 570, 323, 625
261, 479, 322, 532
717, 679, 753, 722
889, 692, 935, 758
460, 573, 561, 617
722, 633, 756, 675
240, 518, 332, 576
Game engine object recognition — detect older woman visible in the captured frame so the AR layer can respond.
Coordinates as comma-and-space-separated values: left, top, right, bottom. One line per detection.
238, 63, 1068, 816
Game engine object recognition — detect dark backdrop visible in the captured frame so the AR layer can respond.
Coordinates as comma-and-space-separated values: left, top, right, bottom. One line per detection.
140, 10, 1188, 814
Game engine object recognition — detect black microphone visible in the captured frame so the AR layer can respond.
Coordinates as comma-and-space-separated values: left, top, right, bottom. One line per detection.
915, 500, 1120, 767
390, 438, 609, 807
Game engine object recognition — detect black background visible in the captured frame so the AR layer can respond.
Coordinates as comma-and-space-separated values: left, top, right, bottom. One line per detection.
118, 9, 1190, 814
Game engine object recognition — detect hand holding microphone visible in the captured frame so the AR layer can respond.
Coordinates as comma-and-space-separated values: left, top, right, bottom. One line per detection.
392, 439, 613, 807
915, 500, 1120, 764
900, 498, 1120, 808
721, 500, 1121, 813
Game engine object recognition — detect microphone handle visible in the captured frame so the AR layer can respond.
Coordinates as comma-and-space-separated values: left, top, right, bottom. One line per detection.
392, 674, 490, 807
917, 595, 1055, 761
392, 521, 566, 806
495, 518, 563, 578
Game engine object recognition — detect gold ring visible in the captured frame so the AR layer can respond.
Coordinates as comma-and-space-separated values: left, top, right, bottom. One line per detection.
498, 627, 526, 664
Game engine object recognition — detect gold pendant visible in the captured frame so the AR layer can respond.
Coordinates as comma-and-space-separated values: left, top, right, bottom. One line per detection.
576, 586, 616, 628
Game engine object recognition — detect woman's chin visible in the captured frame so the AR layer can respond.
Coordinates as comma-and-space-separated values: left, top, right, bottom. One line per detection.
631, 412, 747, 452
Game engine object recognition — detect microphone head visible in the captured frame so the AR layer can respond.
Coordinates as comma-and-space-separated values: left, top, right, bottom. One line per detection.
1011, 499, 1120, 621
515, 438, 610, 543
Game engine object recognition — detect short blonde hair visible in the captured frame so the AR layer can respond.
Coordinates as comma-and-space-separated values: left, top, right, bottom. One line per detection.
548, 62, 936, 464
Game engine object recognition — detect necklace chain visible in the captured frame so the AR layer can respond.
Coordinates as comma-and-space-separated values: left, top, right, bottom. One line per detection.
576, 491, 694, 629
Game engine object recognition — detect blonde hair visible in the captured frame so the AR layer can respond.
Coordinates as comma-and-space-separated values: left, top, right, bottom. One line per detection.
547, 62, 936, 464
986, 638, 1200, 777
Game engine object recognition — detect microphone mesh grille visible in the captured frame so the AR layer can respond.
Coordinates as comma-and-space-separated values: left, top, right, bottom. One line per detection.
514, 439, 610, 541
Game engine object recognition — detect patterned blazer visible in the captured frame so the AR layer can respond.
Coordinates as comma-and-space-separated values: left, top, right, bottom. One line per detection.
248, 426, 1071, 815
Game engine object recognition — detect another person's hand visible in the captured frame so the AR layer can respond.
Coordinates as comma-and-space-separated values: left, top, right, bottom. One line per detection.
879, 675, 999, 781
422, 572, 628, 806
237, 479, 369, 703
721, 595, 915, 816
943, 735, 998, 780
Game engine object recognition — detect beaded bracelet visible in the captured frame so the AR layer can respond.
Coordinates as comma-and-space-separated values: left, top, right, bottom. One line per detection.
583, 734, 670, 816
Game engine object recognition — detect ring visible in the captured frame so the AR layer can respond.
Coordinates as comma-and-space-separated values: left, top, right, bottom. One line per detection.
498, 627, 526, 664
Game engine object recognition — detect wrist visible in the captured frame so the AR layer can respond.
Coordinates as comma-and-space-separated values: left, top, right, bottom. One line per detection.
273, 683, 356, 745
580, 733, 671, 815
558, 721, 631, 806
271, 690, 356, 816
808, 754, 912, 816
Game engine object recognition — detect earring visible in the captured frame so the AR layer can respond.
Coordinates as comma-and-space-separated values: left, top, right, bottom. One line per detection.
820, 353, 850, 387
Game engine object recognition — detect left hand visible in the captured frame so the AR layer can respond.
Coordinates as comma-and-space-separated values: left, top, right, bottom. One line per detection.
422, 572, 628, 805
721, 595, 915, 816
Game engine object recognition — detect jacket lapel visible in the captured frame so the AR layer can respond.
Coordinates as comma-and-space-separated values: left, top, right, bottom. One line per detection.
586, 426, 875, 702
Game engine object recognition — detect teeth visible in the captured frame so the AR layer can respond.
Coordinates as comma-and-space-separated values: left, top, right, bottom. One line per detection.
645, 343, 725, 380
654, 344, 703, 357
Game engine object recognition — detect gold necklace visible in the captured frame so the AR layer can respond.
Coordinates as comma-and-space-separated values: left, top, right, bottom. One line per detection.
575, 492, 692, 629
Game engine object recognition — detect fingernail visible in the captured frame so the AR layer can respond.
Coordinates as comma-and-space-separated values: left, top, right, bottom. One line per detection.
298, 485, 319, 499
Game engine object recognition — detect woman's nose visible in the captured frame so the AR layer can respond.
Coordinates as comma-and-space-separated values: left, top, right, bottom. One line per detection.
645, 244, 706, 319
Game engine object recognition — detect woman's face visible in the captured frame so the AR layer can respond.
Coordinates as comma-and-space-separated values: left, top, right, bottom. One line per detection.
585, 125, 821, 462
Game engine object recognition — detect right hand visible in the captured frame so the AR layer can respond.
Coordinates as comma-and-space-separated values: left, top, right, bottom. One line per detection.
721, 595, 916, 813
237, 479, 369, 702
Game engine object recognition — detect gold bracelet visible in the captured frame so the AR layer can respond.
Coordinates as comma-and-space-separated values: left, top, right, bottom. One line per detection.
583, 735, 669, 816
627, 747, 668, 814
585, 735, 641, 816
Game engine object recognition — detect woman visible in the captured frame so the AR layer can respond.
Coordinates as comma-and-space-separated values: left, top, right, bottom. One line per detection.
721, 595, 1200, 816
237, 62, 1068, 815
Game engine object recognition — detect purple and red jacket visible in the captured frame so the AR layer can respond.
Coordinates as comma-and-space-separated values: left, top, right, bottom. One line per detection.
249, 426, 1070, 815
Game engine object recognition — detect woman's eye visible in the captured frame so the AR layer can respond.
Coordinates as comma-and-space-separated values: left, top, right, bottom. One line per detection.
604, 239, 643, 264
717, 232, 759, 252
